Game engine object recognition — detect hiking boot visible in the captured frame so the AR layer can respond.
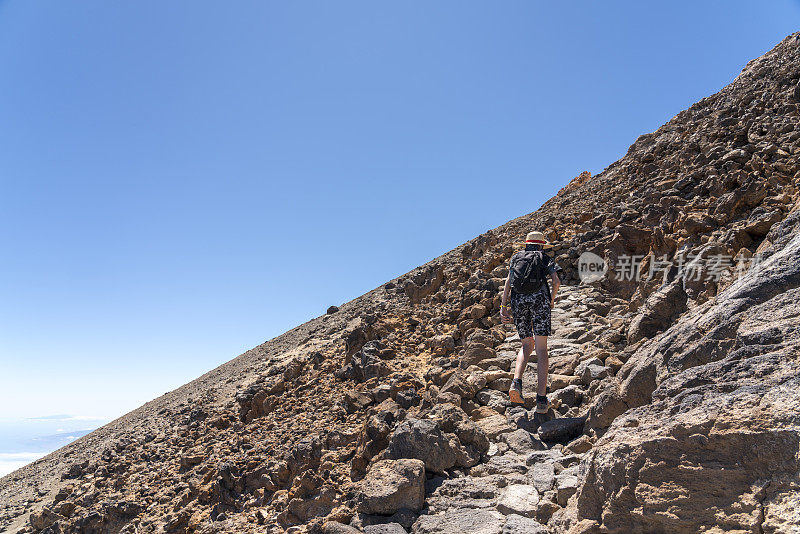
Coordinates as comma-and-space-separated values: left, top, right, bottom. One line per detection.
509, 378, 525, 405
535, 394, 549, 414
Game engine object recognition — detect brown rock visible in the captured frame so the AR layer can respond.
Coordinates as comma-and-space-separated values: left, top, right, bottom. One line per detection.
460, 345, 496, 369
323, 521, 362, 534
627, 277, 687, 344
474, 414, 515, 440
551, 374, 583, 389
441, 370, 478, 399
356, 459, 425, 515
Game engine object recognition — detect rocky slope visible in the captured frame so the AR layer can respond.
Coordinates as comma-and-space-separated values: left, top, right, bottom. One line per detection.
2, 33, 800, 534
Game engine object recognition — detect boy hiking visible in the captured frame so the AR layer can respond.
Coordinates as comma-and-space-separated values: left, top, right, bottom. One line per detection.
500, 231, 561, 413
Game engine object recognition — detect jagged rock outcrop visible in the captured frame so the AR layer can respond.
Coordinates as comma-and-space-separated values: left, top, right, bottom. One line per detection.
568, 212, 800, 533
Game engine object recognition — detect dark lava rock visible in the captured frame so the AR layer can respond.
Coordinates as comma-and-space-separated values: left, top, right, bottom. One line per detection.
538, 417, 586, 443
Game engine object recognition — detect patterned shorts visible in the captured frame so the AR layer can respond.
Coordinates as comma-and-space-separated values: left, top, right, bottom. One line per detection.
510, 288, 551, 338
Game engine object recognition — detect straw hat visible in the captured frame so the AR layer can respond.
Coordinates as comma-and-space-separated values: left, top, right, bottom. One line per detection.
525, 231, 550, 246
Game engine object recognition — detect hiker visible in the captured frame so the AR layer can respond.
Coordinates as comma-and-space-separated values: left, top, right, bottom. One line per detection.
500, 231, 561, 414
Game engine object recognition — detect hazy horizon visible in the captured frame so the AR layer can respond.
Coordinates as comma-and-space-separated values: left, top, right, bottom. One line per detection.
0, 415, 109, 477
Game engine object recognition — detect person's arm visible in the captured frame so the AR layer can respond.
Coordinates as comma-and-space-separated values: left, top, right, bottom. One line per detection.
550, 271, 561, 308
501, 259, 513, 320
502, 275, 511, 310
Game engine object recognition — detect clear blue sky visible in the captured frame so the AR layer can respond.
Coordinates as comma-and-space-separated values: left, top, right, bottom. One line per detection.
1, 1, 798, 420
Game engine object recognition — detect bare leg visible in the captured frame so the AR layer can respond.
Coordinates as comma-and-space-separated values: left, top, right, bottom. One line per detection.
514, 337, 534, 380
535, 335, 548, 396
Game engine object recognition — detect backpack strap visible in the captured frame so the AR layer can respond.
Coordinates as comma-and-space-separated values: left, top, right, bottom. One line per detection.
542, 253, 552, 300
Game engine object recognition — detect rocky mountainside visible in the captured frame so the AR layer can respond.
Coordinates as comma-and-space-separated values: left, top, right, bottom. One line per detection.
2, 33, 800, 534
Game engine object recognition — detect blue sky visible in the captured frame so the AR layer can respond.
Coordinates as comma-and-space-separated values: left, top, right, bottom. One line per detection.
1, 1, 799, 426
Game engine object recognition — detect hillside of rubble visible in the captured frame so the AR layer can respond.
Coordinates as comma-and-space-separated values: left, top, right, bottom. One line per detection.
2, 33, 800, 534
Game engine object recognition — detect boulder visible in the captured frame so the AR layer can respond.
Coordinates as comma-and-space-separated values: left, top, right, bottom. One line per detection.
566, 435, 593, 454
440, 371, 479, 399
501, 429, 544, 454
344, 390, 374, 413
551, 374, 583, 389
586, 380, 628, 431
425, 474, 501, 511
384, 418, 476, 473
428, 334, 455, 356
412, 509, 505, 534
460, 345, 496, 369
501, 514, 548, 534
351, 400, 406, 479
365, 524, 409, 534
323, 522, 362, 534
357, 459, 425, 515
469, 453, 528, 477
506, 408, 540, 434
466, 329, 496, 347
475, 388, 508, 413
428, 403, 490, 455
528, 461, 555, 494
435, 391, 462, 406
496, 484, 540, 517
474, 414, 515, 440
555, 473, 579, 506
744, 209, 782, 237
29, 507, 65, 531
551, 385, 583, 407
537, 417, 585, 443
574, 357, 604, 386
336, 340, 392, 382
627, 278, 687, 344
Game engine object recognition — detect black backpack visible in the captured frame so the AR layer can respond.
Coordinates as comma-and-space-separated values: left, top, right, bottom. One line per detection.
509, 250, 549, 294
